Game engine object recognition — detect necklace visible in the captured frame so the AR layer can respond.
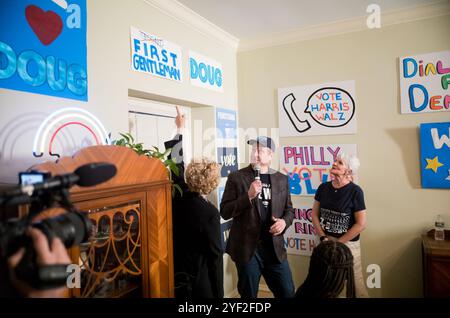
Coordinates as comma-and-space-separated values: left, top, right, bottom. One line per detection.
332, 180, 348, 192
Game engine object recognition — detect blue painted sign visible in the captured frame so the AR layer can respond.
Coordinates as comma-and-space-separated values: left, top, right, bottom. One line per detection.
0, 0, 88, 101
420, 122, 450, 188
216, 107, 237, 139
217, 147, 238, 178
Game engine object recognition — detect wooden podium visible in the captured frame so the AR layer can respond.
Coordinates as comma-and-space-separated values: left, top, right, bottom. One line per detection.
31, 145, 174, 298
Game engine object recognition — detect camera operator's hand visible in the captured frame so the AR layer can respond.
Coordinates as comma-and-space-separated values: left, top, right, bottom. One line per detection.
7, 228, 71, 298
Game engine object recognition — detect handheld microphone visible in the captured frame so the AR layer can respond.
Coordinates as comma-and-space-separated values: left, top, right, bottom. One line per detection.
0, 163, 117, 206
255, 164, 261, 181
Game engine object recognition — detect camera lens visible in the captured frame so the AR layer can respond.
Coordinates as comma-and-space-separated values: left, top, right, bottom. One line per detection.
34, 212, 92, 248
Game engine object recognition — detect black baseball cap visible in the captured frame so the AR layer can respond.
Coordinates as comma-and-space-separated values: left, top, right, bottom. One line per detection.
247, 136, 276, 152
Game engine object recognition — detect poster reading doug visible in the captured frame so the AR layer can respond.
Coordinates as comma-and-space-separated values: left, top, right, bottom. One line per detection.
0, 0, 88, 101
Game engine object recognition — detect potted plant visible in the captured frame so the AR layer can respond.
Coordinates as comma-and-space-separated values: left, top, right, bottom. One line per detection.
113, 132, 182, 197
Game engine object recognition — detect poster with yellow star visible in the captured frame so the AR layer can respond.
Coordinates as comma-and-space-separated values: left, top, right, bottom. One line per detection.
420, 122, 450, 188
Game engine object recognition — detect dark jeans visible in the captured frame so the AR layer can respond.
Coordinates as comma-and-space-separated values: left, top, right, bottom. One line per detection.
236, 244, 295, 298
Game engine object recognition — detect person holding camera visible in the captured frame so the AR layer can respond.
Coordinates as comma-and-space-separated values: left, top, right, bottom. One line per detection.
1, 161, 114, 298
2, 227, 71, 297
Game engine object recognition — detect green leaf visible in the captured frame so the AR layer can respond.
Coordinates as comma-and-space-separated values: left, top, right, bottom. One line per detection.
162, 148, 171, 157
169, 161, 179, 176
119, 133, 130, 142
135, 143, 143, 151
115, 131, 181, 184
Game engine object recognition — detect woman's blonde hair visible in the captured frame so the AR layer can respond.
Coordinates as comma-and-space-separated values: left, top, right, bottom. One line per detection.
185, 158, 221, 195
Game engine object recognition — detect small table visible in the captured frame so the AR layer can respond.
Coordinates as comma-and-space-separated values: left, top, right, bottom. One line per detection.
422, 230, 450, 297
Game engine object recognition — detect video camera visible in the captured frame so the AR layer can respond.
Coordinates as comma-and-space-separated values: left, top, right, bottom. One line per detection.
0, 162, 116, 290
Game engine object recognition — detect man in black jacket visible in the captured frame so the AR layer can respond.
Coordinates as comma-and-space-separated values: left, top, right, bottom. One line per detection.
220, 136, 295, 298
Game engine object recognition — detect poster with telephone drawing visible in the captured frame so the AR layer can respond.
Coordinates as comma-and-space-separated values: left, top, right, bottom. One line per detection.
278, 80, 357, 136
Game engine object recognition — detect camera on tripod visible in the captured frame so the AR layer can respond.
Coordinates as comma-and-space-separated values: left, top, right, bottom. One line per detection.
0, 162, 116, 290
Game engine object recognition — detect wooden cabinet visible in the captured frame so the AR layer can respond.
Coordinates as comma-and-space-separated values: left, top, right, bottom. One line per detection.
32, 145, 174, 298
422, 230, 450, 298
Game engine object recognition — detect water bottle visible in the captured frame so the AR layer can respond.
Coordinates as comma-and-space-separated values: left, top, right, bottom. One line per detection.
434, 215, 445, 241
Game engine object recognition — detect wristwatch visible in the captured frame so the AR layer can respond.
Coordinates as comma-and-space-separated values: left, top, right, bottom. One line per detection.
320, 235, 328, 242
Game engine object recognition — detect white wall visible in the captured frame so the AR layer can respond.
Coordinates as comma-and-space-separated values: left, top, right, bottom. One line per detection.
237, 15, 450, 297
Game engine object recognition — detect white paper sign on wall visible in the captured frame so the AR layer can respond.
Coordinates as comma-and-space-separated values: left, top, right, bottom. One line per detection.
280, 144, 358, 196
130, 26, 182, 82
189, 51, 223, 92
284, 205, 319, 256
399, 51, 450, 114
278, 80, 357, 137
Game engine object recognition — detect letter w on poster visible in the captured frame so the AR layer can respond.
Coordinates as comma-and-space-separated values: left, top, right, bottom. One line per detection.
130, 26, 182, 82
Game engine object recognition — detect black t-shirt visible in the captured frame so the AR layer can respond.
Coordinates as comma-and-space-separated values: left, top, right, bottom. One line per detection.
314, 181, 366, 242
258, 173, 272, 242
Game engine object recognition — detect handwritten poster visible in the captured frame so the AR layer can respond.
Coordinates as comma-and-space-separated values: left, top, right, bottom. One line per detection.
281, 144, 357, 196
278, 81, 357, 136
284, 205, 319, 256
400, 51, 450, 114
190, 51, 223, 92
420, 122, 450, 188
130, 26, 182, 82
0, 0, 88, 101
